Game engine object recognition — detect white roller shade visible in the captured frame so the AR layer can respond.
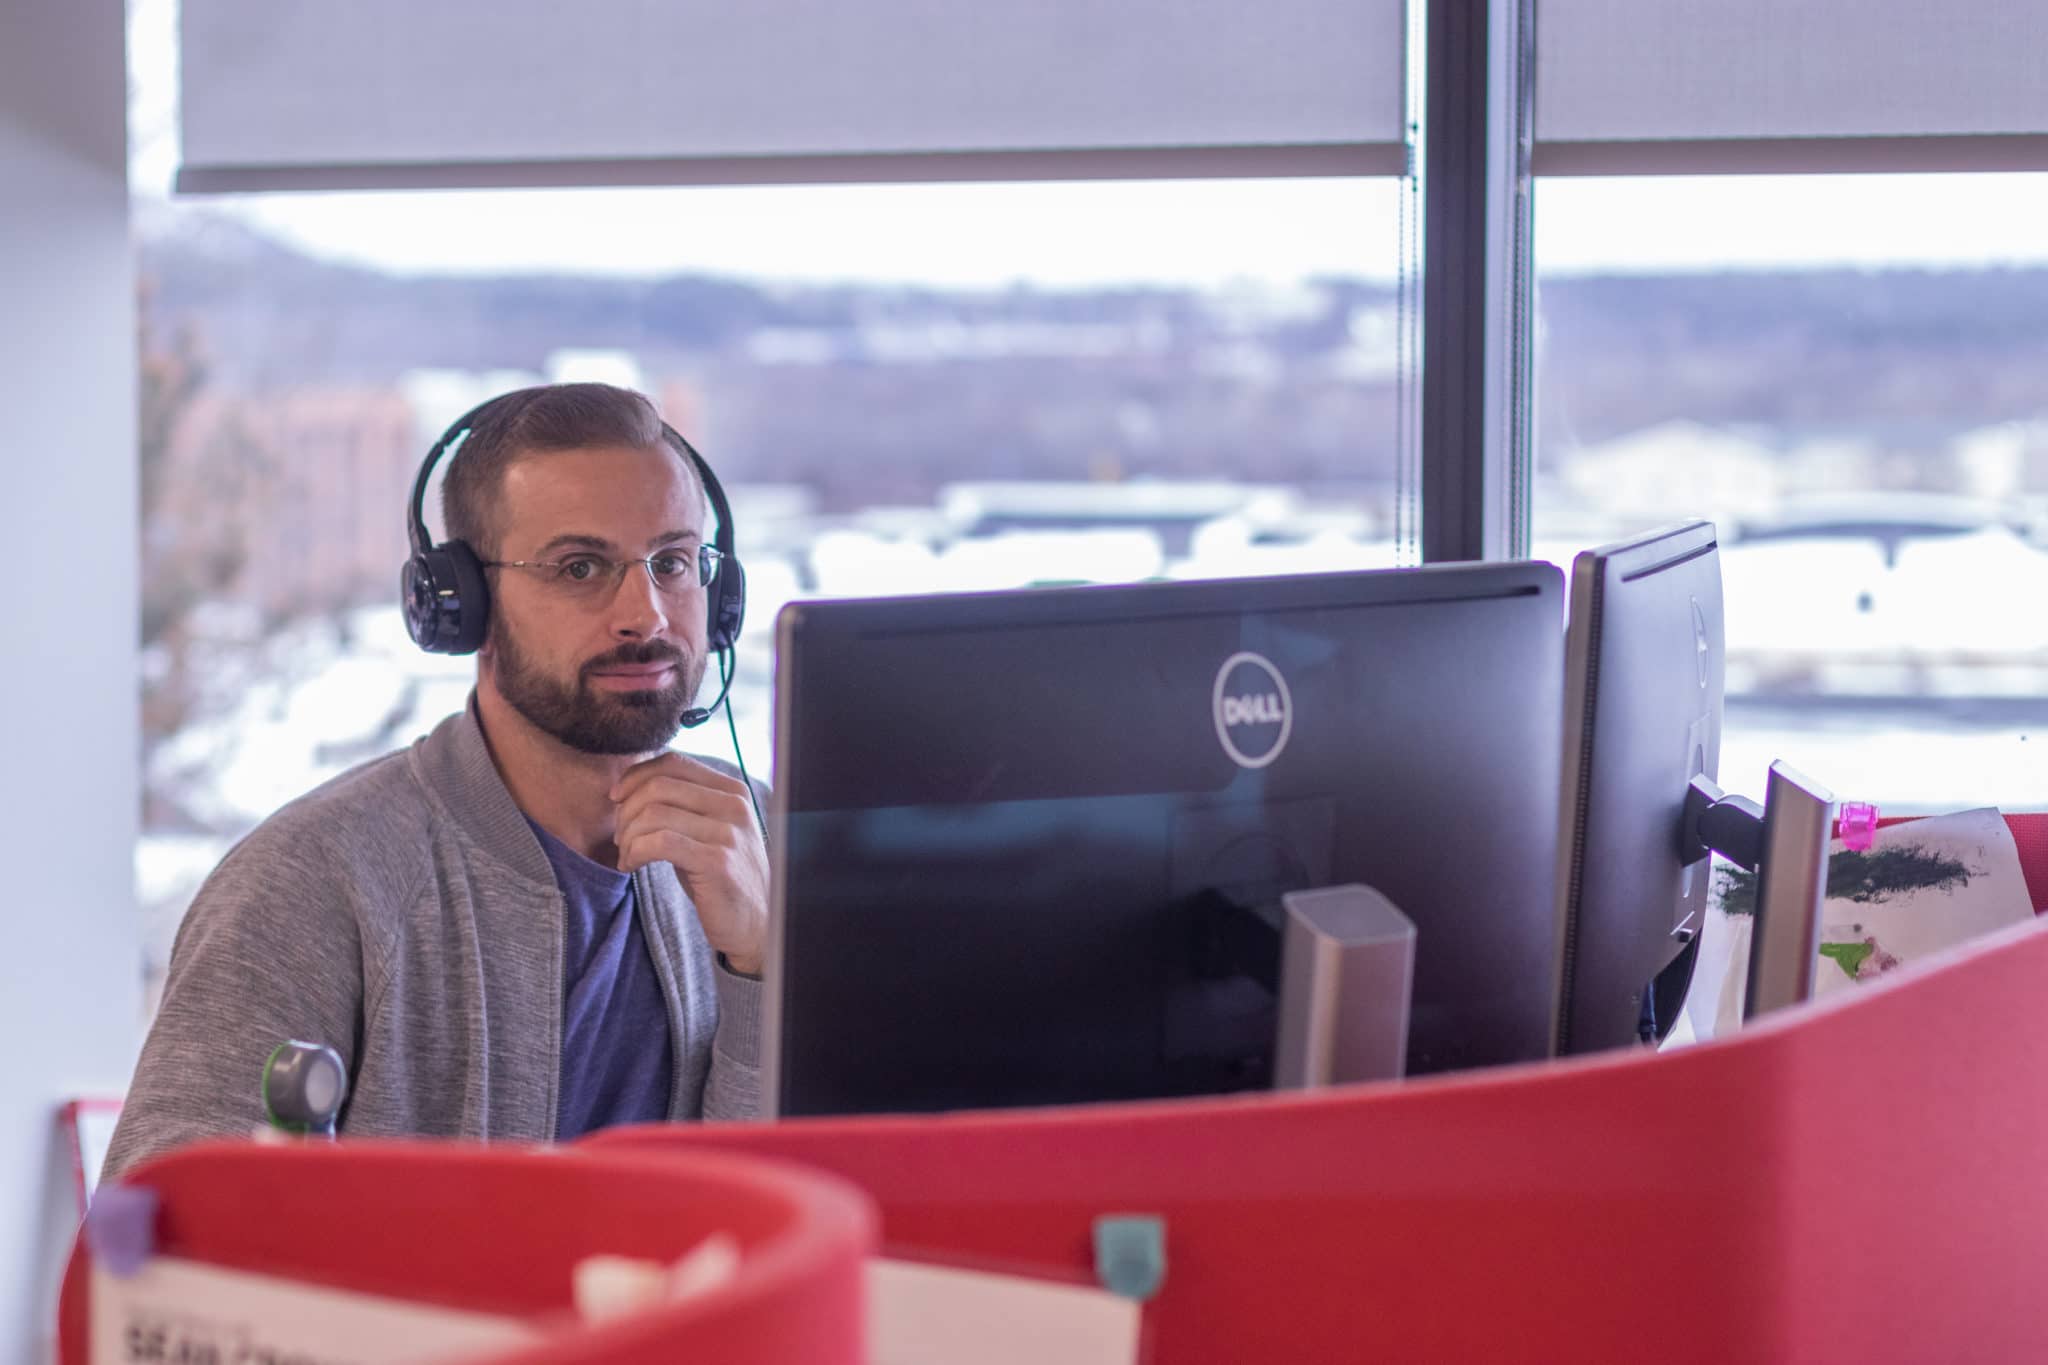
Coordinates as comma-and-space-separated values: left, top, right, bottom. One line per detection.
1536, 0, 2048, 173
178, 0, 1407, 191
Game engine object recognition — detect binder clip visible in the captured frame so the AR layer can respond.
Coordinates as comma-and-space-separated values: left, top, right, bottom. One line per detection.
1837, 802, 1879, 852
84, 1183, 158, 1279
1092, 1214, 1166, 1302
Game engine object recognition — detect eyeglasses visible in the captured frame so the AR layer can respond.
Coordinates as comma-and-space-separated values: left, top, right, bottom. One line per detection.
483, 545, 724, 600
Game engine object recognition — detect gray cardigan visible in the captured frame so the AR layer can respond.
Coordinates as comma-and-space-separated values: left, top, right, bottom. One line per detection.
105, 702, 761, 1178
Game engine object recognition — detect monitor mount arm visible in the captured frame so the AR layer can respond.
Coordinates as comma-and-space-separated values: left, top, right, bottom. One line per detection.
1680, 774, 1764, 870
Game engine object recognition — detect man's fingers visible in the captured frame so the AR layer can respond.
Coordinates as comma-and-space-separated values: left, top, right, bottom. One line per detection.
618, 825, 715, 874
615, 780, 753, 833
616, 804, 740, 858
610, 752, 747, 804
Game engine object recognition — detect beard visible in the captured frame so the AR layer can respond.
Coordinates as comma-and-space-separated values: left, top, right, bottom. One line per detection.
487, 617, 708, 756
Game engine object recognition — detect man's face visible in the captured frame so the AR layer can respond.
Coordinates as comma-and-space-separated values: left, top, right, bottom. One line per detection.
480, 443, 713, 757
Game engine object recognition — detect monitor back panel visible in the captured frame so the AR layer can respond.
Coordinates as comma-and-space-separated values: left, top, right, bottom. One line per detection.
769, 564, 1565, 1117
1556, 522, 1724, 1053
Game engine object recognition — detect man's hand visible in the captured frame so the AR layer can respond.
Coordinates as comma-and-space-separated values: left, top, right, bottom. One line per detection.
611, 754, 769, 976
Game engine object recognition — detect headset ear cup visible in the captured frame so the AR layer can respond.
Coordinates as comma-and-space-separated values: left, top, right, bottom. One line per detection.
401, 555, 440, 651
442, 541, 491, 654
403, 542, 491, 655
709, 555, 746, 655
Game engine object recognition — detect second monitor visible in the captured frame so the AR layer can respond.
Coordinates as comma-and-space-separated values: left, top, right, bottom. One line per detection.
1552, 520, 1837, 1054
1553, 521, 1725, 1054
764, 563, 1566, 1118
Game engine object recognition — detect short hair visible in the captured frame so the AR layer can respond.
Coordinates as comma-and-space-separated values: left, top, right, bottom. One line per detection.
440, 382, 693, 557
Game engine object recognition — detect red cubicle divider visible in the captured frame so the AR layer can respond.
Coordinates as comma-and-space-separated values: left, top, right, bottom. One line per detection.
594, 912, 2048, 1363
2011, 811, 2048, 908
58, 1141, 875, 1365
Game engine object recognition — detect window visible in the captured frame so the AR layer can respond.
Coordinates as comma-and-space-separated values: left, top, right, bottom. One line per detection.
134, 174, 1408, 1004
1533, 173, 2048, 814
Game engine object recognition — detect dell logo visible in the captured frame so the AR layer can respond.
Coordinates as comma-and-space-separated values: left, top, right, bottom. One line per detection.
1222, 694, 1285, 727
1213, 652, 1293, 769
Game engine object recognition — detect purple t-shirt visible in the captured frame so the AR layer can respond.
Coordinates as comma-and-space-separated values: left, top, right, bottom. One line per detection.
526, 818, 675, 1139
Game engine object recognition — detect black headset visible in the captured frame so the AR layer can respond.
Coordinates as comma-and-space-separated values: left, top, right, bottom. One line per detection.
400, 393, 747, 714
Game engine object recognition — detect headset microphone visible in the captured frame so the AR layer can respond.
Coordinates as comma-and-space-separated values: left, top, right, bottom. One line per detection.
678, 651, 736, 729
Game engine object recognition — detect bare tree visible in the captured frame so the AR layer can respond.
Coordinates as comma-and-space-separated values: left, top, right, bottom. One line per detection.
137, 279, 273, 831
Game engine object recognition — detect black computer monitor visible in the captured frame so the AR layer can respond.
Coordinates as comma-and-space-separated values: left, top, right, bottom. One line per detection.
1553, 521, 1725, 1055
1554, 522, 1839, 1053
763, 563, 1566, 1118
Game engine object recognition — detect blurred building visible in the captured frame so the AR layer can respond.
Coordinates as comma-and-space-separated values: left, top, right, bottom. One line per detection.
161, 387, 422, 616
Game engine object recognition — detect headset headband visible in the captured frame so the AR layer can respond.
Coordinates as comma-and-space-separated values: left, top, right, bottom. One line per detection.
407, 395, 736, 565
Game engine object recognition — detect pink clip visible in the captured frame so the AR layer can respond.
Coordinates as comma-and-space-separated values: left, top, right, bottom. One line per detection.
1837, 802, 1879, 851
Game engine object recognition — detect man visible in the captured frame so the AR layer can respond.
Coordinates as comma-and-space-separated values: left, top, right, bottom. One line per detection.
106, 383, 767, 1176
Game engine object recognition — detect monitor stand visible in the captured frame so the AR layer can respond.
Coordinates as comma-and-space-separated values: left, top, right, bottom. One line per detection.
1272, 884, 1417, 1089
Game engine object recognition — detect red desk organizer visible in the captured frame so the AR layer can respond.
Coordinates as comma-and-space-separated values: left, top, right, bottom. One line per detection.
58, 1141, 875, 1365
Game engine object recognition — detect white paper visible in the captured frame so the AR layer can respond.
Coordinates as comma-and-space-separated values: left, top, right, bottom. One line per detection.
91, 1246, 1142, 1364
1809, 807, 2033, 994
868, 1257, 1143, 1365
1708, 807, 2035, 1030
91, 1257, 539, 1365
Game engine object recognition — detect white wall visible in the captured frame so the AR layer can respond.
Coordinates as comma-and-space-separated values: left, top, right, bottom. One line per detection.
0, 3, 142, 1360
